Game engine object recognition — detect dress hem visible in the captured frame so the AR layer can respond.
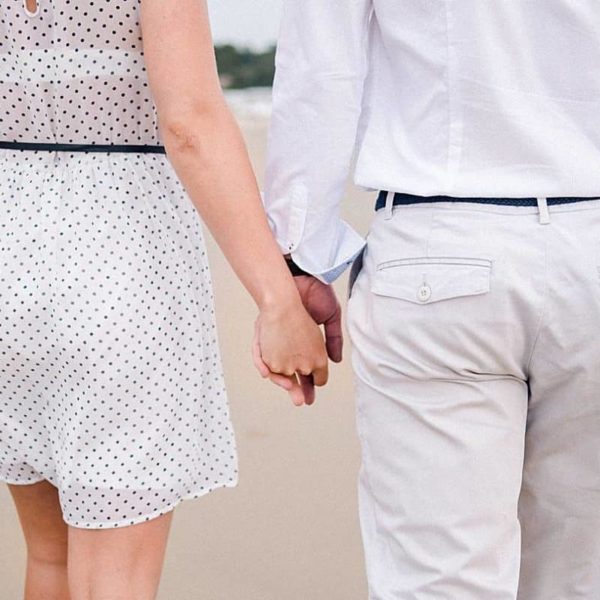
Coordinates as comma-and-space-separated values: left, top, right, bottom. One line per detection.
0, 474, 239, 529
0, 475, 47, 485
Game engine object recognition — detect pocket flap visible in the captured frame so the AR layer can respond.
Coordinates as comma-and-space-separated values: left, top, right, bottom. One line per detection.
371, 257, 492, 304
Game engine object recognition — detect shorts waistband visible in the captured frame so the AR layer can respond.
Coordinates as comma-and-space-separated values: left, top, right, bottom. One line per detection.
375, 191, 600, 211
0, 141, 166, 154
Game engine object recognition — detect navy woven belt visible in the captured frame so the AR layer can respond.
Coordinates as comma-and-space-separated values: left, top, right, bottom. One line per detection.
375, 191, 600, 211
0, 141, 166, 154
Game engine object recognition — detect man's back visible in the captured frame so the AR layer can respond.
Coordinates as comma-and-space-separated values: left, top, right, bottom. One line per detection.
360, 0, 600, 196
265, 0, 600, 279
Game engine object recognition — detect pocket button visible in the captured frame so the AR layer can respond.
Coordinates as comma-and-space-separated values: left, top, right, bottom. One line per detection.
417, 284, 432, 303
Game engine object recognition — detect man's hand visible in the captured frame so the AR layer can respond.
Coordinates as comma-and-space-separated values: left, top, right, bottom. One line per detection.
293, 275, 343, 362
288, 275, 342, 404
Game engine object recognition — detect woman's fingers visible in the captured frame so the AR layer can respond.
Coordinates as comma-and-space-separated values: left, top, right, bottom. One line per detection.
286, 374, 306, 407
267, 372, 306, 407
253, 330, 293, 388
252, 334, 295, 391
253, 319, 332, 406
253, 328, 308, 405
252, 332, 271, 378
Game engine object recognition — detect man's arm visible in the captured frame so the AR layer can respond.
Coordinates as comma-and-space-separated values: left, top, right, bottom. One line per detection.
264, 0, 373, 284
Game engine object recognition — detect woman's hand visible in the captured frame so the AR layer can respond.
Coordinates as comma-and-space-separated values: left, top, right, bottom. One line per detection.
252, 300, 329, 407
142, 2, 331, 406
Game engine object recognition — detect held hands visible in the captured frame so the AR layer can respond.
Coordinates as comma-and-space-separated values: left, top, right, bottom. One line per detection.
252, 275, 343, 406
293, 275, 343, 364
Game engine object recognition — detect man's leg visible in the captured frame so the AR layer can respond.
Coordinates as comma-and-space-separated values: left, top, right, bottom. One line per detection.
352, 370, 527, 599
517, 206, 600, 599
345, 205, 544, 599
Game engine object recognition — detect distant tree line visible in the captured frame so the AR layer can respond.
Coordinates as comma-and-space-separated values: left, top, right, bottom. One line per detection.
215, 44, 276, 89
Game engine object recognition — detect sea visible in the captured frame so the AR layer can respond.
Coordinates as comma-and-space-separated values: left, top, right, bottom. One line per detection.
224, 87, 273, 120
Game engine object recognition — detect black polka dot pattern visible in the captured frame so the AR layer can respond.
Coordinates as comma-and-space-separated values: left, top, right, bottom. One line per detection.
0, 0, 161, 145
0, 1, 239, 528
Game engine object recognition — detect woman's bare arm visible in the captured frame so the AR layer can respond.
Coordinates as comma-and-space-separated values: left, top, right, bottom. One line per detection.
139, 0, 328, 405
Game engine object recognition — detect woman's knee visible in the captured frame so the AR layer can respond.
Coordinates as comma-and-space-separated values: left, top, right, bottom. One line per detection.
67, 512, 174, 600
27, 536, 68, 567
8, 480, 69, 565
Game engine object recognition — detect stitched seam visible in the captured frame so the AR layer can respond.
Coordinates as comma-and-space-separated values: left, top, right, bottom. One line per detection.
372, 289, 490, 305
377, 257, 492, 271
525, 229, 549, 375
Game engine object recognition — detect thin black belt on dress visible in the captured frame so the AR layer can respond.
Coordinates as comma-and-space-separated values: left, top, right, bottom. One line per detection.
0, 141, 166, 154
375, 191, 600, 211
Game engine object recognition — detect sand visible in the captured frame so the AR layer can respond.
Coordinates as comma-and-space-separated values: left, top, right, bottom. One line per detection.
0, 112, 376, 600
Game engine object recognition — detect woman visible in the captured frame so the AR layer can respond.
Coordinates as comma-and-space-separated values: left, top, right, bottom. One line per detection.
0, 0, 328, 598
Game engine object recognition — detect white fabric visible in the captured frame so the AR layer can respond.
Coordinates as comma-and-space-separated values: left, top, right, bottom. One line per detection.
0, 0, 238, 528
346, 198, 600, 598
264, 0, 600, 282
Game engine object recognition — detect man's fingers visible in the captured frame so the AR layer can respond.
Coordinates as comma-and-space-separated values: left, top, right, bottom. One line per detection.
312, 364, 329, 387
324, 306, 343, 363
298, 374, 315, 406
326, 334, 343, 363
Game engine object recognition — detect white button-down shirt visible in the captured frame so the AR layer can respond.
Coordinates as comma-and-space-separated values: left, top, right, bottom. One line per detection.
263, 0, 600, 283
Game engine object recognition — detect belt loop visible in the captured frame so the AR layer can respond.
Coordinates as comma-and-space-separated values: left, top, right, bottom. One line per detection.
384, 191, 395, 220
536, 197, 550, 225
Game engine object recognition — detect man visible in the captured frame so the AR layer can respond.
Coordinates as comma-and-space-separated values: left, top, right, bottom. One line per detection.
262, 1, 600, 598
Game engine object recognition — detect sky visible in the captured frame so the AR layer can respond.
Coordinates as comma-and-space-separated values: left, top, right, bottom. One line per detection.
208, 0, 282, 48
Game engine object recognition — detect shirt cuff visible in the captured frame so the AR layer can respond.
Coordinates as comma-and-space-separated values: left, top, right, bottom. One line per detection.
289, 220, 366, 285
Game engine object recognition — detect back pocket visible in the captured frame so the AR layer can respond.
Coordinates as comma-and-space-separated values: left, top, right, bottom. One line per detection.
372, 257, 492, 304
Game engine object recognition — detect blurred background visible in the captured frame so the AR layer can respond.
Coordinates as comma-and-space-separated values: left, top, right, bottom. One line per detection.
0, 1, 375, 598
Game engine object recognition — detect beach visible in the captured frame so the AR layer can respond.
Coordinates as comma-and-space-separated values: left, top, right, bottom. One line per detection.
0, 89, 375, 600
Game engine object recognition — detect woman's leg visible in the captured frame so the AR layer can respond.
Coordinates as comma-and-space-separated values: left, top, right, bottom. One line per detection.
8, 480, 70, 600
67, 511, 173, 600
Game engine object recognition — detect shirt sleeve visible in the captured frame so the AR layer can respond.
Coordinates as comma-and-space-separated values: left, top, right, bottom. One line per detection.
263, 0, 373, 284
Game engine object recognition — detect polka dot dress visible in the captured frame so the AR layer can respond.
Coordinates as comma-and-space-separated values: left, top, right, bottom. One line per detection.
0, 0, 239, 528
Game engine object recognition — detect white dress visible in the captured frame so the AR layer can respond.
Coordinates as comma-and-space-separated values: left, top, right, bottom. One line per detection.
0, 0, 238, 528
